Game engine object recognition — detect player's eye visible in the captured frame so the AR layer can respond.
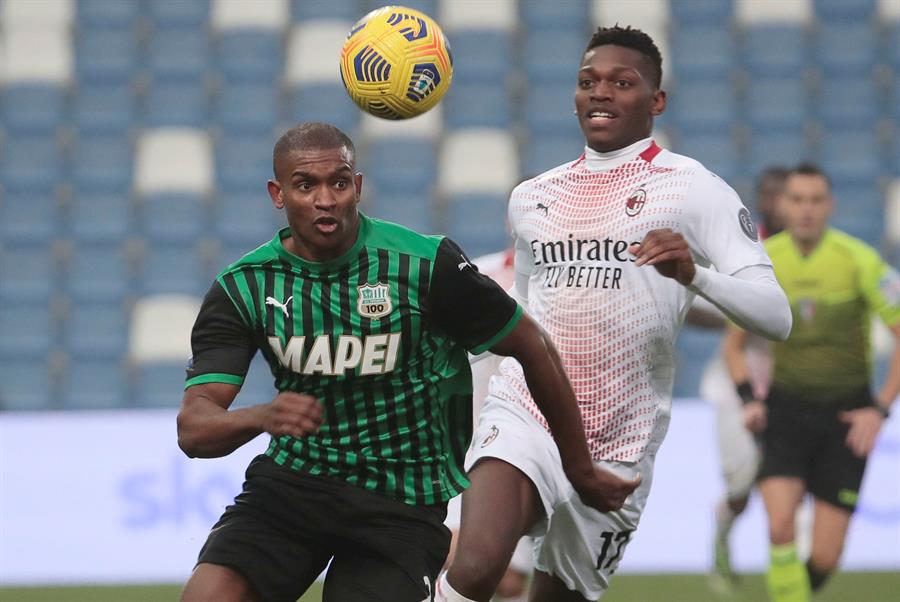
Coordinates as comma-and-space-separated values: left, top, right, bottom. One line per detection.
296, 181, 312, 191
578, 78, 593, 88
615, 80, 631, 87
334, 179, 349, 189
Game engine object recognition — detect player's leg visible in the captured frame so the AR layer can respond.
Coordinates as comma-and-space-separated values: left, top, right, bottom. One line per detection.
759, 477, 809, 602
442, 458, 544, 601
805, 499, 852, 593
494, 537, 534, 601
322, 547, 439, 602
528, 570, 591, 601
181, 563, 260, 602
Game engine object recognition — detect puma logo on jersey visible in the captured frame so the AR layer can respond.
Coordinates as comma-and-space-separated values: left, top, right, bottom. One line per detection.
457, 255, 473, 271
265, 296, 293, 317
268, 333, 401, 376
535, 199, 558, 216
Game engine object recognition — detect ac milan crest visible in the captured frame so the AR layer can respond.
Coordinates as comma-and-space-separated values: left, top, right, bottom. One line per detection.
625, 189, 647, 217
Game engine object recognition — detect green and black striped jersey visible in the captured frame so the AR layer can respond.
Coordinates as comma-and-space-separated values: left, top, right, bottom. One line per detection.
186, 214, 522, 505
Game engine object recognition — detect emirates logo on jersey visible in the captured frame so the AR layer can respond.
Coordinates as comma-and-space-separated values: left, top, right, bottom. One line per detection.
625, 189, 647, 217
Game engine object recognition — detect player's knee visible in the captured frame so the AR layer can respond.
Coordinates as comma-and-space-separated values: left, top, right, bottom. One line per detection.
447, 543, 510, 598
181, 563, 257, 602
768, 519, 795, 545
495, 568, 527, 598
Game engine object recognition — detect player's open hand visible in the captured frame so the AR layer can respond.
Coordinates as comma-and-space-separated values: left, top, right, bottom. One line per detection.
743, 400, 767, 434
839, 407, 884, 458
630, 229, 696, 286
262, 392, 324, 438
570, 465, 642, 513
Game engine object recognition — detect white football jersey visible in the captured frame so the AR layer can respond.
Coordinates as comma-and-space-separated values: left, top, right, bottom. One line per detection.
491, 137, 772, 462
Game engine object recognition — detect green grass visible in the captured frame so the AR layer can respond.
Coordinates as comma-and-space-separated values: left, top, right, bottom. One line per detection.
1, 572, 898, 602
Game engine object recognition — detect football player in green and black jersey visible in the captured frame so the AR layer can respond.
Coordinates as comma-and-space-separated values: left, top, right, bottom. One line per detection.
176, 123, 639, 602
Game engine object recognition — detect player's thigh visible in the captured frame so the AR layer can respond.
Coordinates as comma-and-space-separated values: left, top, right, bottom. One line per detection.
808, 414, 867, 513
322, 548, 435, 602
759, 476, 806, 542
181, 563, 260, 602
529, 569, 592, 602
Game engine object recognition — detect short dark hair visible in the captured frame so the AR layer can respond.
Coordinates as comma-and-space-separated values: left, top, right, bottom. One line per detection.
789, 162, 832, 190
585, 25, 663, 88
273, 122, 356, 178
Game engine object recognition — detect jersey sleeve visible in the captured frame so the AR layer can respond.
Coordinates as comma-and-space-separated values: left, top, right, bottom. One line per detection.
857, 246, 900, 327
509, 182, 534, 304
681, 170, 773, 276
185, 280, 258, 389
425, 238, 523, 354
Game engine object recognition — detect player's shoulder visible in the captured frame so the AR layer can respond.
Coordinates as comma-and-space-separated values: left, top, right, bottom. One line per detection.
363, 213, 444, 259
654, 148, 736, 193
511, 158, 582, 198
216, 233, 283, 278
763, 231, 792, 255
824, 228, 884, 267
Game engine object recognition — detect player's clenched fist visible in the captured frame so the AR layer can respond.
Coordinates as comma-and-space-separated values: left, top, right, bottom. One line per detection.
570, 466, 642, 513
630, 228, 696, 286
262, 392, 324, 438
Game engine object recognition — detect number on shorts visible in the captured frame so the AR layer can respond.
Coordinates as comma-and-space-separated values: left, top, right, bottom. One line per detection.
596, 530, 633, 570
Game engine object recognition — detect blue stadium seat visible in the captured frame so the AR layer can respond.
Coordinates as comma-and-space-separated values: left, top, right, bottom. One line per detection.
1, 84, 66, 134
146, 28, 210, 81
522, 30, 585, 84
520, 0, 588, 31
0, 134, 63, 189
672, 25, 736, 79
69, 188, 132, 243
524, 82, 584, 136
214, 188, 282, 245
815, 22, 877, 75
444, 195, 510, 258
213, 82, 279, 133
0, 245, 56, 302
814, 0, 876, 21
747, 129, 808, 176
71, 134, 133, 192
288, 84, 361, 137
369, 191, 435, 233
215, 132, 274, 189
821, 129, 880, 183
293, 0, 361, 21
742, 25, 808, 77
66, 243, 131, 302
670, 0, 733, 25
363, 0, 435, 16
147, 0, 210, 28
139, 244, 209, 296
0, 359, 53, 411
75, 28, 139, 84
73, 82, 136, 134
450, 31, 514, 85
889, 23, 900, 72
744, 77, 807, 131
669, 78, 737, 132
133, 361, 189, 408
60, 357, 127, 410
0, 302, 54, 359
65, 301, 128, 358
141, 193, 207, 244
143, 79, 209, 128
817, 76, 878, 128
231, 355, 276, 409
367, 137, 437, 194
216, 30, 284, 83
673, 327, 721, 398
77, 0, 141, 28
0, 191, 59, 244
444, 82, 511, 129
676, 133, 739, 182
831, 212, 883, 247
522, 133, 583, 177
831, 181, 883, 219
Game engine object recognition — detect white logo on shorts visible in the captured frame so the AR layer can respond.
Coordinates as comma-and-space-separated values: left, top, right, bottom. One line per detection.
480, 425, 500, 448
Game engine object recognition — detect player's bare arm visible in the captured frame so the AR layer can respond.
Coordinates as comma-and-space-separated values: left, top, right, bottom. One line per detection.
177, 383, 323, 458
839, 322, 900, 457
488, 313, 641, 512
721, 324, 767, 434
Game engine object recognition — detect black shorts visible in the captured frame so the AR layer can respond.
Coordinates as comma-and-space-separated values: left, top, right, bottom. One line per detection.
758, 387, 870, 512
197, 455, 451, 602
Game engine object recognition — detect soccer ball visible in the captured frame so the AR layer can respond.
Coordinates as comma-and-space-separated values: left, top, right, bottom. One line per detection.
339, 5, 453, 120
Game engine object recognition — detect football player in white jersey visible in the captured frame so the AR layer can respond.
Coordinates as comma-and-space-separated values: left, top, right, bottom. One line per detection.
436, 26, 792, 602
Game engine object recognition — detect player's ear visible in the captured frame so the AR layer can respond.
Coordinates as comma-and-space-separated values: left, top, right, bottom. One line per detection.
354, 172, 363, 202
268, 179, 284, 209
650, 89, 666, 116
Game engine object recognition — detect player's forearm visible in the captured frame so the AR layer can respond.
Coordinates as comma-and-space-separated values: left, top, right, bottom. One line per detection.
689, 265, 792, 341
177, 398, 265, 458
722, 327, 750, 385
876, 347, 900, 409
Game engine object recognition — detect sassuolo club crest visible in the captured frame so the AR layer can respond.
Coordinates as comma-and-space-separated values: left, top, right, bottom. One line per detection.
357, 282, 392, 319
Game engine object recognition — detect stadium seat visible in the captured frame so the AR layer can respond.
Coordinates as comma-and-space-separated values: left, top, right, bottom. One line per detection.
522, 30, 587, 84
65, 301, 128, 358
444, 82, 511, 129
140, 193, 207, 245
673, 327, 722, 398
214, 131, 275, 190
522, 133, 583, 178
815, 22, 877, 75
4, 27, 72, 84
524, 82, 584, 136
676, 132, 739, 183
73, 82, 136, 133
212, 0, 288, 30
668, 78, 737, 133
814, 0, 877, 21
440, 30, 512, 85
0, 245, 57, 303
669, 0, 733, 25
135, 129, 215, 196
886, 180, 900, 244
214, 188, 282, 245
76, 0, 141, 28
128, 294, 201, 364
368, 191, 435, 233
821, 128, 880, 183
1, 84, 66, 134
146, 0, 210, 28
214, 30, 285, 84
285, 21, 352, 86
888, 22, 900, 72
367, 137, 437, 194
71, 134, 133, 192
146, 27, 210, 82
66, 243, 131, 302
0, 359, 53, 411
59, 357, 127, 410
139, 244, 210, 297
744, 77, 808, 131
231, 355, 276, 409
292, 0, 361, 22
439, 129, 519, 197
0, 191, 60, 244
359, 108, 442, 140
439, 0, 516, 31
742, 25, 809, 77
830, 182, 884, 246
1, 0, 73, 29
746, 129, 809, 177
444, 194, 510, 258
133, 361, 190, 408
520, 0, 588, 31
288, 83, 361, 136
69, 188, 133, 244
817, 76, 879, 129
735, 0, 811, 24
213, 82, 279, 133
75, 28, 138, 84
0, 302, 54, 359
144, 79, 209, 128
671, 24, 736, 79
0, 134, 63, 190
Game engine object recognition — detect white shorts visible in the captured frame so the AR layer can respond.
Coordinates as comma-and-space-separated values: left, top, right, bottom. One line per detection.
467, 397, 657, 600
700, 356, 760, 500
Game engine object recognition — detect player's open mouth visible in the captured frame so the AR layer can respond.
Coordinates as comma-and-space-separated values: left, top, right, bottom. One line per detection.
314, 217, 338, 234
587, 110, 616, 123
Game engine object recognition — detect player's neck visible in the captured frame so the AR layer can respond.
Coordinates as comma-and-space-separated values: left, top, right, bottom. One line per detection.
583, 136, 653, 172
